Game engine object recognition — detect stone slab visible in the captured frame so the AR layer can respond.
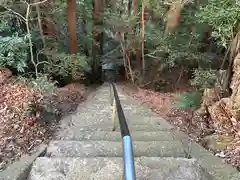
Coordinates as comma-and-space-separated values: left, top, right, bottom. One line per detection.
28, 157, 213, 180
46, 140, 186, 158
55, 130, 185, 142
59, 83, 173, 129
70, 113, 172, 126
189, 142, 240, 180
0, 144, 47, 180
60, 124, 174, 132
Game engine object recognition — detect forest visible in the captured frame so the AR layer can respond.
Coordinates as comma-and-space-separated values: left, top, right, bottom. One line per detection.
0, 0, 240, 171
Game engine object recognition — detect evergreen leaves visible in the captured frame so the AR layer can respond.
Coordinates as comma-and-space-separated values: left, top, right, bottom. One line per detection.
173, 91, 202, 110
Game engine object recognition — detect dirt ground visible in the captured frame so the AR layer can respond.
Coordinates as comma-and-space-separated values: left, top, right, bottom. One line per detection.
120, 82, 240, 171
0, 74, 90, 171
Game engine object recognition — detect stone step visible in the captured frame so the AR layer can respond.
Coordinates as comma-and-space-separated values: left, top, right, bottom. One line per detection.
61, 124, 174, 132
46, 140, 186, 158
56, 129, 185, 142
28, 157, 212, 180
71, 113, 169, 125
74, 101, 157, 121
64, 110, 172, 127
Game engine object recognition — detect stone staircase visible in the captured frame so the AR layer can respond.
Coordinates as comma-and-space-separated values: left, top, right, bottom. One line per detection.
27, 84, 239, 180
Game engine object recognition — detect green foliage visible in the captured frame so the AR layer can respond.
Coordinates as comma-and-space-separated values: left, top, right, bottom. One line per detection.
16, 74, 57, 94
44, 51, 92, 79
190, 68, 217, 90
197, 0, 240, 47
29, 75, 57, 94
0, 0, 236, 90
173, 91, 202, 110
26, 102, 37, 115
146, 0, 168, 19
0, 16, 10, 32
142, 1, 210, 70
54, 0, 93, 52
26, 99, 55, 116
43, 101, 55, 113
0, 35, 29, 73
18, 75, 57, 115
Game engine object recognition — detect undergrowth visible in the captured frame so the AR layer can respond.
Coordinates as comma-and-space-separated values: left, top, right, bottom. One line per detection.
173, 91, 202, 110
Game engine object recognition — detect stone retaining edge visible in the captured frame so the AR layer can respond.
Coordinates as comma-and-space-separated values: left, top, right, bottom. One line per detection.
0, 144, 47, 180
178, 132, 240, 180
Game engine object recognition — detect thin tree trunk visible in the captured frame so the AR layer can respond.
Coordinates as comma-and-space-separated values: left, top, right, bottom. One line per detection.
140, 0, 145, 77
128, 0, 132, 16
34, 0, 46, 48
82, 10, 89, 56
67, 0, 78, 54
164, 1, 183, 36
133, 0, 141, 69
44, 0, 57, 38
99, 0, 105, 55
133, 0, 138, 17
92, 0, 103, 82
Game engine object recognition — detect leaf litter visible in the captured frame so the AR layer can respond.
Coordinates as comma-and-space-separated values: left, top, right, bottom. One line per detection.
0, 69, 88, 171
121, 82, 240, 171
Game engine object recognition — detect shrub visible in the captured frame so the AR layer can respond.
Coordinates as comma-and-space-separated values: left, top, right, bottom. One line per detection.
43, 51, 92, 80
173, 91, 202, 110
190, 68, 217, 90
0, 35, 29, 73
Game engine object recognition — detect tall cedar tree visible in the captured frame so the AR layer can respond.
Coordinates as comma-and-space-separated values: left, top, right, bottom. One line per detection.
92, 0, 104, 81
133, 0, 141, 69
140, 0, 145, 75
67, 0, 78, 53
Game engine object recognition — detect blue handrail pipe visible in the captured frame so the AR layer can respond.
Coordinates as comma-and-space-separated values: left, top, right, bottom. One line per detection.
110, 82, 136, 180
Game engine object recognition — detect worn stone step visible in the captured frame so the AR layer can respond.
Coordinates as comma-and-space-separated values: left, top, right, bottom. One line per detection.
63, 112, 173, 127
56, 129, 185, 142
46, 140, 186, 158
74, 101, 158, 122
28, 157, 212, 180
61, 124, 174, 133
65, 116, 166, 126
189, 142, 240, 180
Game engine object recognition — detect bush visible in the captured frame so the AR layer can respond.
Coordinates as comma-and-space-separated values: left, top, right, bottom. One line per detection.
17, 74, 57, 94
173, 91, 202, 110
42, 51, 92, 81
197, 0, 240, 48
190, 68, 217, 90
16, 74, 57, 115
0, 35, 29, 73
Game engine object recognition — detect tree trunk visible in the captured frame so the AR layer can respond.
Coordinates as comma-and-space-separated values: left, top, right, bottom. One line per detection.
164, 1, 183, 36
133, 0, 141, 69
140, 0, 145, 77
67, 0, 78, 54
34, 0, 46, 48
128, 0, 132, 16
133, 0, 138, 17
92, 0, 104, 83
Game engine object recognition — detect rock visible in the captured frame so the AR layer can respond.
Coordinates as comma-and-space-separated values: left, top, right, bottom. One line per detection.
215, 151, 226, 158
202, 88, 218, 107
208, 98, 234, 134
229, 52, 240, 132
200, 134, 234, 151
196, 105, 208, 117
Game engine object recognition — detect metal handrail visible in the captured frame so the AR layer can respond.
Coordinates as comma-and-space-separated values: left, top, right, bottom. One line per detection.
110, 82, 136, 180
